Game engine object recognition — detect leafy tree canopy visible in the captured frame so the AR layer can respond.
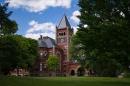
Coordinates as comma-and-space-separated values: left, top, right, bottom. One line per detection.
0, 35, 38, 74
71, 0, 130, 76
47, 55, 59, 71
0, 3, 18, 35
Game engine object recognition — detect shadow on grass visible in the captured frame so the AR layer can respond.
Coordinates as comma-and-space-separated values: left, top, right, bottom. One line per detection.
0, 76, 130, 86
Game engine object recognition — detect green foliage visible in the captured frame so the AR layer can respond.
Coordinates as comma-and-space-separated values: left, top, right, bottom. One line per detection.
0, 3, 18, 35
124, 73, 130, 78
69, 36, 86, 67
47, 55, 59, 71
0, 35, 38, 74
72, 0, 130, 76
0, 2, 38, 75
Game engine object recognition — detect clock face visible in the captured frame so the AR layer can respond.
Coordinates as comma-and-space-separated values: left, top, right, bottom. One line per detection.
57, 38, 66, 43
61, 38, 64, 43
60, 38, 67, 43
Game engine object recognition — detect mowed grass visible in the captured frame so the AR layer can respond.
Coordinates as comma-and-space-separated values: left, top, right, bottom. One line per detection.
0, 76, 130, 86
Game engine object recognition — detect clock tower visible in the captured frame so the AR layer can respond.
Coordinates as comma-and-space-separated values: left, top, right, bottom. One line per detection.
56, 15, 73, 61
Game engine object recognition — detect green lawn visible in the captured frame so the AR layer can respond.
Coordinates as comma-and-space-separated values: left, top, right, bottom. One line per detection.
0, 76, 130, 86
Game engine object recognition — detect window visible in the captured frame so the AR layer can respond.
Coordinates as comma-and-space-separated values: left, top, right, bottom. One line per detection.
39, 63, 42, 71
56, 51, 61, 58
40, 51, 47, 57
59, 33, 62, 36
58, 32, 66, 36
64, 32, 66, 35
44, 51, 47, 56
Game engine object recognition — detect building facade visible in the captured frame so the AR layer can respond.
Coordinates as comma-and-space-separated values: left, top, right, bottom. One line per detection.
32, 15, 80, 76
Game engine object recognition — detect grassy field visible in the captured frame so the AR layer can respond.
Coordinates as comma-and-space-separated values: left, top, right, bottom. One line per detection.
0, 76, 130, 86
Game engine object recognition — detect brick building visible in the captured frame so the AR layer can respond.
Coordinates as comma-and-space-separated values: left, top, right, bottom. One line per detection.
32, 15, 81, 76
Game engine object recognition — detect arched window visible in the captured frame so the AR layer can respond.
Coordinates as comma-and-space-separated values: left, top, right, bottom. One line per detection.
56, 51, 61, 58
40, 51, 48, 57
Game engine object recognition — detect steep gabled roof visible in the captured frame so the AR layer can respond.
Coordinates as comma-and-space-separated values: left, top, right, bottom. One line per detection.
38, 40, 47, 47
43, 37, 56, 48
38, 36, 56, 48
57, 15, 71, 29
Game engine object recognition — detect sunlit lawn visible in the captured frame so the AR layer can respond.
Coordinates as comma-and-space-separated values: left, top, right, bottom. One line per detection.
0, 76, 130, 86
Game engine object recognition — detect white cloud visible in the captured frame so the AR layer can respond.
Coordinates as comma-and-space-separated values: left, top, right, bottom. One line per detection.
72, 26, 79, 34
70, 11, 81, 34
27, 20, 55, 33
25, 20, 56, 40
25, 33, 41, 40
25, 32, 55, 40
6, 0, 72, 12
70, 10, 81, 24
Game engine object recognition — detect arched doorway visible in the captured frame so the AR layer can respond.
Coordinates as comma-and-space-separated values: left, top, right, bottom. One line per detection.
70, 70, 75, 76
77, 67, 85, 76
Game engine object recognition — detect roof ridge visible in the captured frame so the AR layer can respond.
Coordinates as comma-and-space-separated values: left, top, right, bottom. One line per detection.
57, 15, 71, 29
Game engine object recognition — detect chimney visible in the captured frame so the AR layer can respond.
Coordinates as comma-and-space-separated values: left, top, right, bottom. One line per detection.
40, 35, 42, 39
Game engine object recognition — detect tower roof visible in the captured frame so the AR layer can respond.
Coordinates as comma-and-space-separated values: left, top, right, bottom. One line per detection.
57, 15, 71, 29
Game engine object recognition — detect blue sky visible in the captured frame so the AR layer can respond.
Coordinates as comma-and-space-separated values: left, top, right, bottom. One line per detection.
0, 0, 80, 39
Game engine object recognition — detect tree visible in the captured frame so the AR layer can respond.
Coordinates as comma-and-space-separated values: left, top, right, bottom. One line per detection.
73, 0, 130, 76
47, 55, 59, 76
69, 35, 86, 67
0, 3, 38, 75
0, 3, 18, 35
0, 35, 38, 75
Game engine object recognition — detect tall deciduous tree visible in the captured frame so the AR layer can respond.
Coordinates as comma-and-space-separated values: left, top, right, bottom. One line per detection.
0, 3, 18, 35
0, 35, 38, 75
73, 0, 130, 76
0, 3, 38, 75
